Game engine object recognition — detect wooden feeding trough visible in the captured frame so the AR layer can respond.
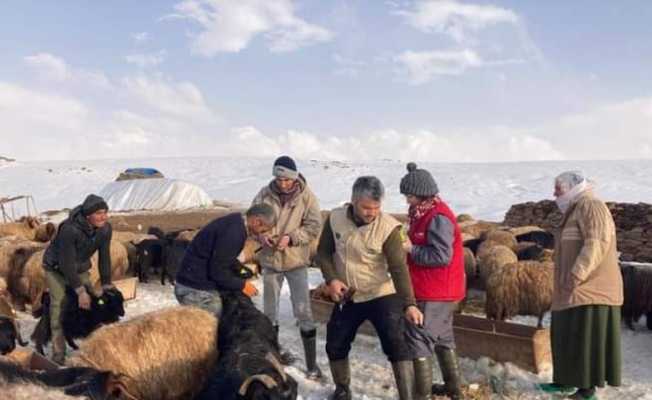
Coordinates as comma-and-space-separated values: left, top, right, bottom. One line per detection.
310, 289, 551, 373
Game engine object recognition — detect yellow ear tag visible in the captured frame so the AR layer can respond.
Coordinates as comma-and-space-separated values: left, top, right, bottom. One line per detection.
98, 299, 105, 305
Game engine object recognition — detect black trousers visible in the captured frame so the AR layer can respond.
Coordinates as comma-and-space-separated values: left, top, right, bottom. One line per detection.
325, 294, 409, 362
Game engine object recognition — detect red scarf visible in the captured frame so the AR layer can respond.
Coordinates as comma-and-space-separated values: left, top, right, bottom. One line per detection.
408, 197, 439, 227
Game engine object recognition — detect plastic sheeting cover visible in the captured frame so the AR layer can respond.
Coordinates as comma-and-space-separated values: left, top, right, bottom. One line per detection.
99, 178, 213, 211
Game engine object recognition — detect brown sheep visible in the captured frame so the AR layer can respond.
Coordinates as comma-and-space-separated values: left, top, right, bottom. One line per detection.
0, 239, 47, 284
481, 230, 517, 249
463, 247, 477, 280
0, 217, 55, 243
476, 245, 518, 283
456, 213, 474, 223
485, 260, 554, 328
459, 220, 501, 239
0, 379, 81, 400
69, 306, 219, 400
12, 240, 129, 314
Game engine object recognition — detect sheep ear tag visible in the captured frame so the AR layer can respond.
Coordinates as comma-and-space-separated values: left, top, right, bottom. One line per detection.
98, 299, 105, 305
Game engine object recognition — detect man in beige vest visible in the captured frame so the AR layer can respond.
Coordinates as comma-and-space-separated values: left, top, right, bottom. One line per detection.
252, 156, 323, 379
317, 176, 423, 400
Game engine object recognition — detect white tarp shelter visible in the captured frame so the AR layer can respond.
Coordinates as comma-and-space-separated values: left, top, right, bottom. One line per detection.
99, 178, 213, 212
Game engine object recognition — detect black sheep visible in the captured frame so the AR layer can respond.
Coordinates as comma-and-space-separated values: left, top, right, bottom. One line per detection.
0, 358, 122, 399
621, 264, 652, 330
31, 287, 125, 355
515, 230, 555, 249
195, 291, 298, 400
0, 316, 28, 355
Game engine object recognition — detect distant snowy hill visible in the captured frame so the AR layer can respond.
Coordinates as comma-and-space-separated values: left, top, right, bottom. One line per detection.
1, 157, 651, 220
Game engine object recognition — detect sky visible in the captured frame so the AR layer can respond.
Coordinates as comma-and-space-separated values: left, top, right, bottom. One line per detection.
1, 0, 651, 162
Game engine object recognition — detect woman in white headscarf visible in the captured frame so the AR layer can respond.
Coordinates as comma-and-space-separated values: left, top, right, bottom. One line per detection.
538, 171, 623, 400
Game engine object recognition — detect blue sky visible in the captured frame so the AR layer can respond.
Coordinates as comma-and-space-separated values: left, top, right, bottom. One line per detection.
1, 0, 651, 161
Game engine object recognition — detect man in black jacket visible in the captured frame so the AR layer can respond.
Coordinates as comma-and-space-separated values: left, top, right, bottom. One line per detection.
42, 194, 113, 365
174, 204, 276, 316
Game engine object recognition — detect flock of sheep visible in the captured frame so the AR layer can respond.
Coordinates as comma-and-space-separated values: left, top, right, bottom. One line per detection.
0, 209, 651, 399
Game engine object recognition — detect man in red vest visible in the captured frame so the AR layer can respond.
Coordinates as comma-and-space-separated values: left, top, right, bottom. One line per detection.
400, 162, 466, 400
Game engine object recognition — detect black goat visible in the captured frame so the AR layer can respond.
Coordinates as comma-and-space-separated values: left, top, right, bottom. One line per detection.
0, 359, 123, 399
134, 239, 168, 284
195, 291, 298, 400
31, 287, 125, 355
515, 230, 555, 249
621, 264, 652, 330
135, 227, 188, 285
0, 316, 28, 355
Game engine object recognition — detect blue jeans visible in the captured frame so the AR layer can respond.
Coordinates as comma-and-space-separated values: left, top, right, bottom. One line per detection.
174, 282, 223, 317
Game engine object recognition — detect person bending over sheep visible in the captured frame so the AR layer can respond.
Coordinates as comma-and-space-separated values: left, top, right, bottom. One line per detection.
174, 204, 276, 315
41, 194, 114, 365
538, 171, 623, 400
399, 163, 466, 400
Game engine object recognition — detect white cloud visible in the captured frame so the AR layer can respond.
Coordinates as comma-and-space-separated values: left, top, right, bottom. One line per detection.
393, 48, 523, 84
125, 50, 167, 68
396, 0, 518, 42
394, 49, 482, 83
168, 0, 333, 55
24, 53, 70, 81
24, 52, 112, 89
132, 32, 149, 44
121, 75, 215, 120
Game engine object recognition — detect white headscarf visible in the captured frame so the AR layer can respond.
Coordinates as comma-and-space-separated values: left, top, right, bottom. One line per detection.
554, 170, 592, 213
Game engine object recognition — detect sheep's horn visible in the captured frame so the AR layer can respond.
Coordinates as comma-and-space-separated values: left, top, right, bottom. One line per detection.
238, 374, 278, 395
265, 352, 287, 382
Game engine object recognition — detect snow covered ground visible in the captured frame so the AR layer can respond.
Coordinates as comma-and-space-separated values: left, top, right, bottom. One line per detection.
4, 156, 652, 399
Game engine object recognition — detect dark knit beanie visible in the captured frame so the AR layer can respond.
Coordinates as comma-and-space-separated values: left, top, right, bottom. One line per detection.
81, 194, 109, 217
272, 156, 298, 180
399, 162, 439, 197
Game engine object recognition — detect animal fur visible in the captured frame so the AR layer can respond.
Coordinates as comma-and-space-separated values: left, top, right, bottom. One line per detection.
485, 260, 554, 328
0, 296, 28, 355
476, 244, 518, 283
69, 306, 219, 400
0, 217, 55, 243
621, 264, 652, 330
31, 288, 125, 355
11, 240, 128, 314
0, 359, 120, 400
196, 292, 298, 400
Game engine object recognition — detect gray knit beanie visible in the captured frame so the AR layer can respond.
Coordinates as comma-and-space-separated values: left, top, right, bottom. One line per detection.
399, 162, 439, 197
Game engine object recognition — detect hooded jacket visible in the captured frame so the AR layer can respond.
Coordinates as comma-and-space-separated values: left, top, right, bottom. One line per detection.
43, 197, 112, 290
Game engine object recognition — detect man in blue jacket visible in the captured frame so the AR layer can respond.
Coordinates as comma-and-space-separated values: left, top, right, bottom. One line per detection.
175, 203, 276, 316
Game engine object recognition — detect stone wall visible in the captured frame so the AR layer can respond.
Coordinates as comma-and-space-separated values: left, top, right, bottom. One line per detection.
504, 200, 652, 262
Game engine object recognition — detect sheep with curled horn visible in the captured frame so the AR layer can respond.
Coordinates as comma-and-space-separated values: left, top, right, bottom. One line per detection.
195, 291, 298, 400
69, 306, 219, 400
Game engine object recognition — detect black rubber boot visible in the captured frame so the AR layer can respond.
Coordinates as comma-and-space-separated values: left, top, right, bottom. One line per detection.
328, 359, 352, 400
301, 329, 323, 380
413, 357, 434, 400
391, 360, 415, 400
274, 325, 296, 365
432, 345, 463, 399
